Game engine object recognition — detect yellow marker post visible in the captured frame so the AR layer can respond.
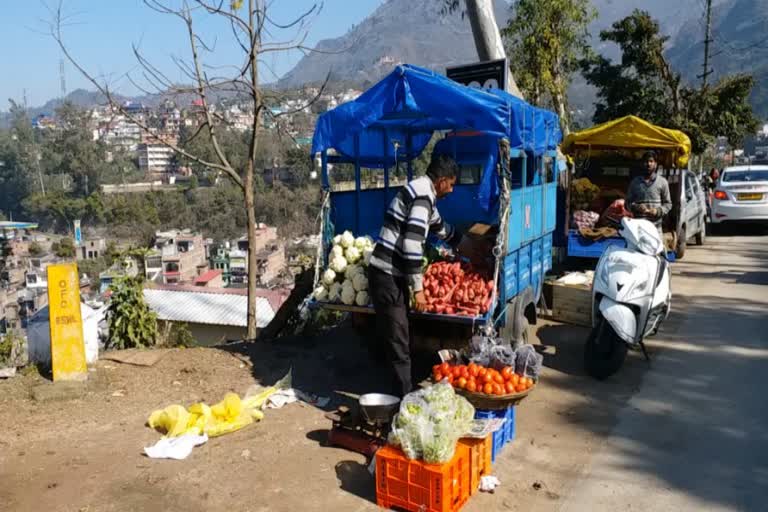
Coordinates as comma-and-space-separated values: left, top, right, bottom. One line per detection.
47, 263, 88, 381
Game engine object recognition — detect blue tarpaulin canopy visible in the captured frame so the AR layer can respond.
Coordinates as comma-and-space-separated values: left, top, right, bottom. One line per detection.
311, 64, 561, 165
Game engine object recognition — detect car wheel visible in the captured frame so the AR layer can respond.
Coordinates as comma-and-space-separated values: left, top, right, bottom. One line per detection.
675, 225, 687, 259
695, 217, 705, 245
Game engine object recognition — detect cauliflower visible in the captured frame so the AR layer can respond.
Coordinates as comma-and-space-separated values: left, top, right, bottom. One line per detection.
363, 247, 374, 266
333, 234, 342, 245
354, 236, 369, 250
352, 272, 368, 292
330, 245, 344, 258
312, 285, 328, 301
345, 246, 361, 264
341, 283, 357, 305
340, 231, 355, 248
345, 264, 362, 279
355, 290, 369, 306
328, 282, 342, 303
322, 269, 337, 286
329, 254, 347, 273
364, 236, 374, 248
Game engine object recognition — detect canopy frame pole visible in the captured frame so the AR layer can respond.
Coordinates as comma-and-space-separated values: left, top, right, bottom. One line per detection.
406, 133, 413, 181
383, 130, 390, 195
321, 150, 330, 191
354, 134, 361, 234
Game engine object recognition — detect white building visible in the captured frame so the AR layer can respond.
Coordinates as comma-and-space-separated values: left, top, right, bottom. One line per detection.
138, 143, 175, 176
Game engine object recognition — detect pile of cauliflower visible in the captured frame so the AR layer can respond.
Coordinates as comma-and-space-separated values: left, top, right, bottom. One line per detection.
313, 231, 375, 306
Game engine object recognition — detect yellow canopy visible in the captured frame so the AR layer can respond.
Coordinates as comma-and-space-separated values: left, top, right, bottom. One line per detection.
562, 115, 691, 168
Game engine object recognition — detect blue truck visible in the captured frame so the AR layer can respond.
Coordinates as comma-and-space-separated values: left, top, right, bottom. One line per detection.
310, 65, 562, 344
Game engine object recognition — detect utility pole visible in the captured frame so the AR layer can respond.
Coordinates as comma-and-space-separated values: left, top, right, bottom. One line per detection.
463, 0, 523, 98
699, 0, 714, 88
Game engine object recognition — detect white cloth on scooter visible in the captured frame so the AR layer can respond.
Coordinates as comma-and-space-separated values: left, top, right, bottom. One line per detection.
144, 433, 208, 460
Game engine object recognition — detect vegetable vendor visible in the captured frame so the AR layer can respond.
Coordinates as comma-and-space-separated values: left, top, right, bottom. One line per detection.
625, 150, 672, 232
368, 154, 466, 397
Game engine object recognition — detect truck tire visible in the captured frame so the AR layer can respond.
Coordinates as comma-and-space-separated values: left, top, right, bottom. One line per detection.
675, 225, 687, 259
584, 318, 628, 380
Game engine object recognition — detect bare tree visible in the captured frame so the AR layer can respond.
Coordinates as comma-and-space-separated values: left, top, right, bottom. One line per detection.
52, 0, 327, 340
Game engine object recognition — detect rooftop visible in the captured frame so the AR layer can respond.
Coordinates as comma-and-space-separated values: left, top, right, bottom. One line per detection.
143, 285, 275, 328
194, 269, 222, 284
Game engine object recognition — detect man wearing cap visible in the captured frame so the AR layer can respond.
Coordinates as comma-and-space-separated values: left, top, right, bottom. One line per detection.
625, 150, 672, 232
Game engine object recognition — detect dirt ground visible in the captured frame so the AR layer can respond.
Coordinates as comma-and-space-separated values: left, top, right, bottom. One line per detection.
0, 319, 653, 512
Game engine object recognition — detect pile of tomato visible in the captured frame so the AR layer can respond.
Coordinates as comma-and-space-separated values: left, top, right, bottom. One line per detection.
432, 362, 535, 396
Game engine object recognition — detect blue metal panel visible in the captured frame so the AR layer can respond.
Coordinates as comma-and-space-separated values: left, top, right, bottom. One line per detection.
330, 188, 403, 238
438, 185, 498, 228
531, 238, 543, 295
542, 234, 553, 272
518, 243, 531, 292
502, 251, 519, 303
544, 181, 558, 233
567, 230, 626, 258
507, 189, 523, 253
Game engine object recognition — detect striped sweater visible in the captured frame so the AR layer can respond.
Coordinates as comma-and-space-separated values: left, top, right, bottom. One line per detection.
369, 176, 460, 292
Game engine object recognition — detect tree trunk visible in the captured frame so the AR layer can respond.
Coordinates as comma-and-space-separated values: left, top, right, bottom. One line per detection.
463, 0, 523, 99
554, 91, 570, 137
244, 164, 258, 340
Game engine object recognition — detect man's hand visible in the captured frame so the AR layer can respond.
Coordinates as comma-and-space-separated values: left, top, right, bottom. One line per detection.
413, 291, 428, 312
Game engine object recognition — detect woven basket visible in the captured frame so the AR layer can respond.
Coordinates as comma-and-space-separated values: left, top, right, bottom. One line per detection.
453, 383, 536, 410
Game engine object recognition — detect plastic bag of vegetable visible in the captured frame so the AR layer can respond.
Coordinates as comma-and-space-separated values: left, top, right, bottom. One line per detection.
514, 344, 543, 380
387, 382, 474, 464
489, 344, 516, 370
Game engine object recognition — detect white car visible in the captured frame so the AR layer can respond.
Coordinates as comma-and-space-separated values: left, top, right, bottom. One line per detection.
710, 165, 768, 225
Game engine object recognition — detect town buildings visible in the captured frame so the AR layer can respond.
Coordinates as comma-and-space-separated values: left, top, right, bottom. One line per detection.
145, 229, 209, 285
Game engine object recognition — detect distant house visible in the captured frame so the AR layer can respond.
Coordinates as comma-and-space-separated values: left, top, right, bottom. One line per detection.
145, 229, 208, 285
194, 269, 224, 288
78, 238, 108, 261
142, 285, 282, 345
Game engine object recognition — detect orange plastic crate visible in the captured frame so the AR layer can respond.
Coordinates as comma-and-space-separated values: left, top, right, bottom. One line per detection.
458, 435, 492, 494
375, 443, 471, 512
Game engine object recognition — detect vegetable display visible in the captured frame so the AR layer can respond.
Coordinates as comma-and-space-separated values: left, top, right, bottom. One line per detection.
432, 362, 535, 396
388, 382, 475, 464
314, 230, 374, 306
421, 261, 494, 316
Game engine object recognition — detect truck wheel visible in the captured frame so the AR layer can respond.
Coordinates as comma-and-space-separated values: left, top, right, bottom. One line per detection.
584, 318, 628, 380
675, 226, 687, 259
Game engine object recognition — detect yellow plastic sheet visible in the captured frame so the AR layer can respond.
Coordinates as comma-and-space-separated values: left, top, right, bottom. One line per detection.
562, 115, 691, 169
147, 370, 291, 438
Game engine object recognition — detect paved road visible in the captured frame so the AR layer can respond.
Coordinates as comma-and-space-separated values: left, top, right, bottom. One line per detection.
560, 228, 768, 511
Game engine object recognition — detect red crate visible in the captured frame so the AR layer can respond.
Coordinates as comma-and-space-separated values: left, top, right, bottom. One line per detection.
458, 436, 492, 494
375, 443, 472, 512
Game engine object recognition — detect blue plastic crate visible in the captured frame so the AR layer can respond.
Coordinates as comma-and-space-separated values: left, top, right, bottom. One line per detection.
567, 230, 626, 258
475, 408, 515, 462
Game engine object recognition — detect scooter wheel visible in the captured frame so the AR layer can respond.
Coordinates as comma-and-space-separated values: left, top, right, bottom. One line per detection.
584, 319, 628, 380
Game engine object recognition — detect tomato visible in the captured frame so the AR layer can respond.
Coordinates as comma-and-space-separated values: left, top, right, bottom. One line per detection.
469, 366, 480, 378
501, 366, 514, 380
440, 362, 450, 374
466, 380, 477, 393
445, 374, 454, 385
460, 368, 469, 379
511, 374, 520, 386
505, 381, 516, 394
478, 367, 487, 378
493, 373, 504, 385
492, 383, 504, 395
432, 364, 441, 374
457, 377, 467, 389
515, 383, 526, 393
482, 373, 494, 384
434, 372, 443, 382
451, 366, 461, 378
483, 382, 494, 395
525, 377, 534, 388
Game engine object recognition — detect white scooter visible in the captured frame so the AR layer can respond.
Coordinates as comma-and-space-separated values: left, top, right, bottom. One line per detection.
584, 217, 672, 380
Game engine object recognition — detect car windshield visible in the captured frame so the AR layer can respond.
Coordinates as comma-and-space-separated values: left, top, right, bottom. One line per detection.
722, 170, 768, 182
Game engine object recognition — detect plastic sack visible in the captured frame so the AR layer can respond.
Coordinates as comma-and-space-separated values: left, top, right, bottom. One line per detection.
468, 335, 495, 367
147, 369, 290, 438
388, 382, 475, 464
514, 344, 543, 380
489, 344, 516, 371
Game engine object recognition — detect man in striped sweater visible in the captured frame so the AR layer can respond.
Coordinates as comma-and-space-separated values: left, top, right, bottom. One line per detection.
368, 154, 464, 397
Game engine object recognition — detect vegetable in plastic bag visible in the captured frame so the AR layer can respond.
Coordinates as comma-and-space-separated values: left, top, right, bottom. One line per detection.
312, 285, 328, 301
489, 344, 516, 370
514, 344, 543, 380
328, 282, 342, 302
329, 254, 347, 273
340, 282, 356, 305
355, 290, 369, 306
352, 272, 368, 291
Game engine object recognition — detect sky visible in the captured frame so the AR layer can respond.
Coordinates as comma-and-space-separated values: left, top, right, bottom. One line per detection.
0, 0, 382, 110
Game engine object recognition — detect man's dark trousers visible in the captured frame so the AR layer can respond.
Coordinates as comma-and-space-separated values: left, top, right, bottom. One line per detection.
368, 266, 412, 397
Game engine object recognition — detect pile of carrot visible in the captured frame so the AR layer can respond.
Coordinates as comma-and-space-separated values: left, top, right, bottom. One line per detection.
422, 261, 494, 316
